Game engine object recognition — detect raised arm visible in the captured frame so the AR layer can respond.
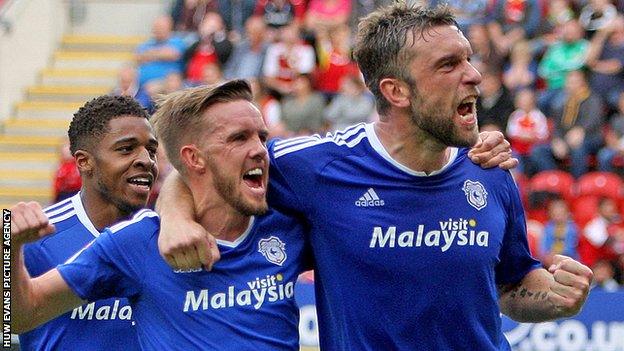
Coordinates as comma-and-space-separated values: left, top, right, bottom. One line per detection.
9, 202, 84, 333
498, 255, 593, 323
156, 170, 220, 271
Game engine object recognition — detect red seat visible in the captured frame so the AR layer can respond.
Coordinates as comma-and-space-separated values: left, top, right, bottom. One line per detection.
576, 172, 623, 199
529, 170, 576, 202
512, 172, 529, 209
571, 195, 600, 228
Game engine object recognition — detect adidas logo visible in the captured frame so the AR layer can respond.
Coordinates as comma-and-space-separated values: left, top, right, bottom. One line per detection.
355, 188, 385, 207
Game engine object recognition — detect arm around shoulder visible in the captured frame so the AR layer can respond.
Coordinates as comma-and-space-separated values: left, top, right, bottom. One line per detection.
155, 170, 220, 271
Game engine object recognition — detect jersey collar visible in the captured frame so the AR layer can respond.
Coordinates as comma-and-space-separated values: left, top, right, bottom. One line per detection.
364, 123, 458, 177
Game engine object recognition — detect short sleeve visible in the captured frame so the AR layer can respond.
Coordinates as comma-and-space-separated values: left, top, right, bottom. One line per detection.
23, 243, 53, 277
267, 139, 310, 217
56, 213, 158, 301
495, 173, 542, 285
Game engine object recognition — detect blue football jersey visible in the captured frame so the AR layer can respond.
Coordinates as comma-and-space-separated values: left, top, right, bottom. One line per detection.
19, 193, 140, 351
268, 123, 542, 351
57, 208, 306, 350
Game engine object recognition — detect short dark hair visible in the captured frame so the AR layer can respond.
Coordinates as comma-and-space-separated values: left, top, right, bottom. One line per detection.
68, 95, 149, 154
353, 4, 457, 114
150, 80, 253, 173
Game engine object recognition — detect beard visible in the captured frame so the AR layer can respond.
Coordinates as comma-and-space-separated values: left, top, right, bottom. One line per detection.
95, 173, 143, 216
207, 157, 268, 216
409, 85, 478, 148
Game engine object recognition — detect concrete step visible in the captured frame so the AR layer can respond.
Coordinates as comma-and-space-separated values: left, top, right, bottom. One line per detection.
0, 151, 58, 171
0, 169, 53, 187
0, 186, 53, 204
27, 85, 111, 102
0, 135, 64, 152
15, 101, 83, 119
53, 51, 135, 70
40, 68, 118, 86
61, 34, 145, 52
3, 118, 70, 137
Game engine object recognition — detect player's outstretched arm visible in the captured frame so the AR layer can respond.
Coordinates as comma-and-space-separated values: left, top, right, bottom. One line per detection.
9, 202, 84, 333
468, 131, 519, 170
156, 170, 220, 271
498, 255, 593, 323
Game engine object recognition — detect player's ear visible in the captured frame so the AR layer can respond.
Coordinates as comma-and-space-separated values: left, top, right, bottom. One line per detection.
74, 150, 94, 176
180, 144, 206, 174
379, 78, 411, 109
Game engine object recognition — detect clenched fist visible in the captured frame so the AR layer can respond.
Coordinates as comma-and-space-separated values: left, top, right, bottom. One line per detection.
547, 254, 593, 318
9, 202, 55, 246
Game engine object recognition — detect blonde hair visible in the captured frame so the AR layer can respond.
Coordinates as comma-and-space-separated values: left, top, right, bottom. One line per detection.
151, 80, 253, 172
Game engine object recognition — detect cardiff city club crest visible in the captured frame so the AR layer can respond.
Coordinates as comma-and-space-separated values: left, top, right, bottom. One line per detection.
462, 180, 488, 211
258, 236, 287, 266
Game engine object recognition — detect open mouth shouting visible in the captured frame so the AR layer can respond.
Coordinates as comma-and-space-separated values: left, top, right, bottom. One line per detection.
456, 96, 477, 127
242, 166, 267, 197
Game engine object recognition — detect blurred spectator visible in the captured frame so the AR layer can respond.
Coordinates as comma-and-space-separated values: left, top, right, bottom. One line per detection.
183, 12, 232, 84
110, 66, 152, 111
428, 0, 489, 33
263, 23, 316, 96
531, 70, 605, 178
476, 69, 515, 132
503, 40, 538, 92
218, 0, 257, 38
586, 15, 624, 109
250, 78, 286, 138
223, 16, 269, 80
314, 24, 358, 99
598, 92, 624, 172
135, 16, 185, 87
53, 138, 81, 202
281, 74, 326, 135
538, 19, 589, 113
254, 0, 306, 29
170, 0, 218, 33
538, 0, 575, 39
325, 74, 375, 130
162, 72, 186, 94
579, 0, 618, 36
488, 0, 542, 54
584, 197, 624, 266
591, 259, 621, 291
506, 88, 549, 175
540, 197, 579, 267
305, 0, 352, 33
468, 23, 506, 72
202, 62, 225, 85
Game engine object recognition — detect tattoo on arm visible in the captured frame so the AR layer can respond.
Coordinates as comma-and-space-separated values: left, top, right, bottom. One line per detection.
508, 285, 548, 301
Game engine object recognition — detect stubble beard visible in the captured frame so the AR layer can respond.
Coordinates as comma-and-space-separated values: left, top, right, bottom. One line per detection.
95, 173, 143, 217
209, 160, 268, 217
409, 86, 478, 148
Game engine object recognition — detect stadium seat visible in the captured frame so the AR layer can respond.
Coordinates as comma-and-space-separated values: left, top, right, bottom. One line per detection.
571, 195, 600, 228
512, 172, 529, 209
529, 170, 576, 201
576, 172, 623, 199
526, 219, 544, 257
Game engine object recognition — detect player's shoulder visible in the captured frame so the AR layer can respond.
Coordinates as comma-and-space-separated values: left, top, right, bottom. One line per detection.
270, 123, 369, 163
107, 209, 160, 236
452, 149, 515, 189
43, 197, 80, 229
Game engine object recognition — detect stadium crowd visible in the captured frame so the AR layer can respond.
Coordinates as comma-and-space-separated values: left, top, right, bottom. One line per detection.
49, 0, 624, 289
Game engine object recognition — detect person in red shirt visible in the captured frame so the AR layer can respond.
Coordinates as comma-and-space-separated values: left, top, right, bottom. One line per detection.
314, 24, 358, 99
53, 138, 82, 202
